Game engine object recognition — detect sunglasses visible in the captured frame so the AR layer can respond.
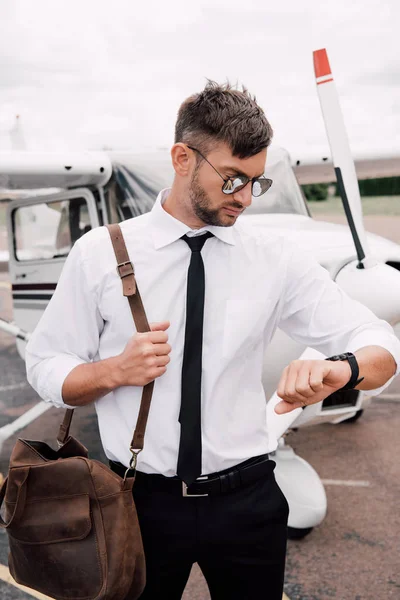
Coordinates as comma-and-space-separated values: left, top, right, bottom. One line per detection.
186, 145, 273, 197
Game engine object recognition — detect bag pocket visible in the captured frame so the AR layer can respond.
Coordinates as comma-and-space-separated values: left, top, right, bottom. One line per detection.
7, 493, 103, 600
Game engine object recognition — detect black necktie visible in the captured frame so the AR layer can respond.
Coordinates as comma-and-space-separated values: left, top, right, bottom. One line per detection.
177, 231, 214, 486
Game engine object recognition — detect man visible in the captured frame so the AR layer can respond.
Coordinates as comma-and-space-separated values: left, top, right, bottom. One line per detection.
26, 82, 400, 599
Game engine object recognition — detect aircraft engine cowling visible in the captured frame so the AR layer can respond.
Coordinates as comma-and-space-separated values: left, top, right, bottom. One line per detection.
335, 261, 400, 326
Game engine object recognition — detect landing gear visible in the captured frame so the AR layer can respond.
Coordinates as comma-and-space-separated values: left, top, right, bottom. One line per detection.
342, 409, 364, 424
273, 437, 327, 536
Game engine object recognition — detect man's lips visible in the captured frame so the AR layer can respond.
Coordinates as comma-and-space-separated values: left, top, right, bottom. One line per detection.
223, 207, 243, 216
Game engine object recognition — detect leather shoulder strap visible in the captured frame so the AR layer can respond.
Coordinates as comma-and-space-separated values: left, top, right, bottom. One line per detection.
57, 224, 154, 452
105, 223, 154, 450
106, 224, 150, 333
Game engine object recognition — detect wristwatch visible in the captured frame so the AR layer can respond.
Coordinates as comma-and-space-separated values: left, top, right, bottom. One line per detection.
325, 352, 365, 391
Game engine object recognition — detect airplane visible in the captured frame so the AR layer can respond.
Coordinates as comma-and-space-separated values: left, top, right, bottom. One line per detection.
0, 48, 400, 540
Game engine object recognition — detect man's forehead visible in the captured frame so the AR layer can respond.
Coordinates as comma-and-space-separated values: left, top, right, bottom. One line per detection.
210, 144, 267, 177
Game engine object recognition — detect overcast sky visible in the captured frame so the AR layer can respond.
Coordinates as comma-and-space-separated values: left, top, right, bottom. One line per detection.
0, 0, 399, 160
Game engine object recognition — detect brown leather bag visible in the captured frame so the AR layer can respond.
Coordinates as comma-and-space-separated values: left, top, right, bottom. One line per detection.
0, 224, 153, 600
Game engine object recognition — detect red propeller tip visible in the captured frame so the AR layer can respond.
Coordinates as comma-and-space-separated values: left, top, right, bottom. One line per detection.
313, 48, 332, 78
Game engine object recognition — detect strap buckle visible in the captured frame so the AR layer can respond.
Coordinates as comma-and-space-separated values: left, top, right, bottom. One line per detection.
116, 260, 134, 279
182, 479, 209, 497
123, 448, 142, 481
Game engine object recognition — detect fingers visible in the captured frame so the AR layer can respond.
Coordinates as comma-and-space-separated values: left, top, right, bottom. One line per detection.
144, 322, 171, 345
155, 354, 170, 367
150, 321, 170, 331
277, 367, 288, 399
309, 372, 324, 393
277, 363, 309, 404
153, 342, 172, 356
141, 352, 171, 384
285, 362, 316, 399
139, 345, 171, 365
276, 360, 327, 414
119, 322, 172, 386
149, 354, 171, 380
146, 364, 168, 383
274, 400, 304, 415
144, 330, 169, 344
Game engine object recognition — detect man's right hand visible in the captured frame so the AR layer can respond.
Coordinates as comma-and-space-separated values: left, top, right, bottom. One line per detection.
115, 321, 171, 387
61, 321, 171, 407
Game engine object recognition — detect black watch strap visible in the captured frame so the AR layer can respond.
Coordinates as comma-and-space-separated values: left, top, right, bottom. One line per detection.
325, 352, 365, 391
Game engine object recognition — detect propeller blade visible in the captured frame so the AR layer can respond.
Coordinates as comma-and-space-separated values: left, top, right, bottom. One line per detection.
313, 48, 376, 268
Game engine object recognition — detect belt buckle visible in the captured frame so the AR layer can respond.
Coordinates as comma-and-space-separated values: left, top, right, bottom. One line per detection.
182, 480, 208, 497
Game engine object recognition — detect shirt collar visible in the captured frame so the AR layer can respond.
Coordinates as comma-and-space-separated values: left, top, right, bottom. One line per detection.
149, 188, 236, 250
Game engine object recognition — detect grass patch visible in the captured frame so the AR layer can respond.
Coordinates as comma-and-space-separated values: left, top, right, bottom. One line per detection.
307, 195, 400, 217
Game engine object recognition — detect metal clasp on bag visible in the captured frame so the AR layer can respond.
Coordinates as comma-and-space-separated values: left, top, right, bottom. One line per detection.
124, 447, 142, 481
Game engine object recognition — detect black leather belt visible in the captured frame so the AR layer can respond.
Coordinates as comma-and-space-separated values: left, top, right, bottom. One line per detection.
109, 454, 274, 497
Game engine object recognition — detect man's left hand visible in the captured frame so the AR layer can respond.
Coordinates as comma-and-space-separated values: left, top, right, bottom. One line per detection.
274, 359, 352, 415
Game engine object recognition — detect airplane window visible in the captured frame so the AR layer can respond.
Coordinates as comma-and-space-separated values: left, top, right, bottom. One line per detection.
13, 197, 91, 261
108, 162, 168, 220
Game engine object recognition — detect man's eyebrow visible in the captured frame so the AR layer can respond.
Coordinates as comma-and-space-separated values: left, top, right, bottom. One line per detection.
224, 166, 265, 179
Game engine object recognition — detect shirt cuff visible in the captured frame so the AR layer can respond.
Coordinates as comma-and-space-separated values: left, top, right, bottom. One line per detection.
29, 356, 87, 409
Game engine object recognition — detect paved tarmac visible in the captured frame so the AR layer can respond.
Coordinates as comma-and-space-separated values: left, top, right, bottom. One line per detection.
1, 216, 400, 599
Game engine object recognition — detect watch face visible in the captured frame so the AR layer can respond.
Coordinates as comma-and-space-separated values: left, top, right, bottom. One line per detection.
326, 352, 354, 362
337, 353, 352, 361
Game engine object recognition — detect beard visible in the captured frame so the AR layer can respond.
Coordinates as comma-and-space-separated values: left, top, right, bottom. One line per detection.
189, 171, 244, 227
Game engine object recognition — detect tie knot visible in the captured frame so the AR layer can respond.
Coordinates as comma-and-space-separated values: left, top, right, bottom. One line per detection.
181, 231, 213, 252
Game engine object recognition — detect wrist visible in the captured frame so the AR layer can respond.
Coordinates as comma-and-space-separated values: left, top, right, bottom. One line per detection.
325, 352, 364, 391
335, 360, 352, 388
96, 356, 124, 391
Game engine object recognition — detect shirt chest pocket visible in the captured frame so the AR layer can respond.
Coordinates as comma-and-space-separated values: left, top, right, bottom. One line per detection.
222, 295, 274, 359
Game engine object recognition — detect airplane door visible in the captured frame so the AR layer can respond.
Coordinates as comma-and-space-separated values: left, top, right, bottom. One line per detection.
6, 188, 100, 360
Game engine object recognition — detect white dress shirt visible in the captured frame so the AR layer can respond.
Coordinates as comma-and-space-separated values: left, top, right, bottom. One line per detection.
26, 188, 400, 476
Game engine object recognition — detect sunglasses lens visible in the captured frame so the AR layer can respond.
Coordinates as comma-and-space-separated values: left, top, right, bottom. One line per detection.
252, 180, 262, 197
252, 178, 272, 197
223, 177, 247, 194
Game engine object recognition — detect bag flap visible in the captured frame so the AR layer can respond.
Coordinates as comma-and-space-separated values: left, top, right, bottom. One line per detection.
7, 493, 91, 544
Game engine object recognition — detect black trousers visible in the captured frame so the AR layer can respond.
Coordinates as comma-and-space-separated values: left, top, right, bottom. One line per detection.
129, 460, 289, 600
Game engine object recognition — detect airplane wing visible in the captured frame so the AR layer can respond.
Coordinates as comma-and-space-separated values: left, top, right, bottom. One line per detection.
293, 155, 400, 184
0, 191, 24, 203
0, 151, 112, 190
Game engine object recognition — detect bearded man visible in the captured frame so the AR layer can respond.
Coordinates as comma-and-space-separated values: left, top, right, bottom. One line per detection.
26, 81, 400, 599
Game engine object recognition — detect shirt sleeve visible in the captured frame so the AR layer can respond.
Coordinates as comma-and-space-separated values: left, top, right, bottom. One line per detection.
25, 238, 104, 408
278, 245, 400, 396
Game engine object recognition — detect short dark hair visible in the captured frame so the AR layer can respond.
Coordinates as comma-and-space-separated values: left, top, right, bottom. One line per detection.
174, 80, 273, 158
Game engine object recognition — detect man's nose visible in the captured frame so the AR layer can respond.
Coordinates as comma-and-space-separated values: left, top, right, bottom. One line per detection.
233, 183, 253, 207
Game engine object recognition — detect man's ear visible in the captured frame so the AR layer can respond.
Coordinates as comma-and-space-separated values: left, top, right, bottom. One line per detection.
170, 143, 193, 177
